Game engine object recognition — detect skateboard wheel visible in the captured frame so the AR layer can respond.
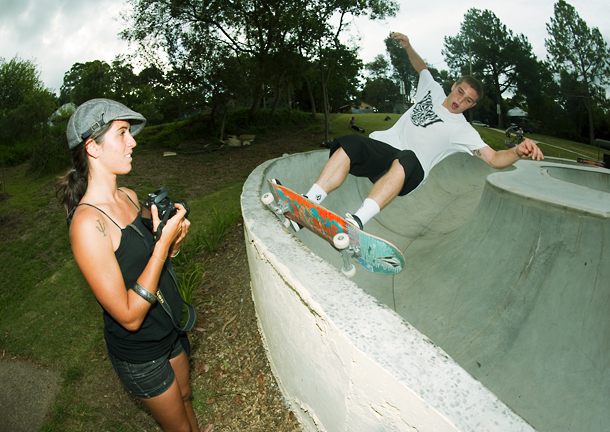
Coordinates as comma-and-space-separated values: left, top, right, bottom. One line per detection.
342, 264, 356, 278
333, 233, 350, 249
283, 218, 291, 228
261, 193, 274, 205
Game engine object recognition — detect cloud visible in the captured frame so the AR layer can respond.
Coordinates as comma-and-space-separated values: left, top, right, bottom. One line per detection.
349, 0, 610, 73
0, 0, 131, 93
1, 0, 608, 95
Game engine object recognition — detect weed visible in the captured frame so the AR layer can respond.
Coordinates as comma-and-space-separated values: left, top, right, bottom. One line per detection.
196, 207, 241, 254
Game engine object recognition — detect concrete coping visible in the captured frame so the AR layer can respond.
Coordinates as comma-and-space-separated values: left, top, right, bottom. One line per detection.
487, 159, 610, 218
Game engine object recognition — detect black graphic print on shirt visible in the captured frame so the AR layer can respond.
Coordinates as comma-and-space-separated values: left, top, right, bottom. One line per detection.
411, 91, 443, 128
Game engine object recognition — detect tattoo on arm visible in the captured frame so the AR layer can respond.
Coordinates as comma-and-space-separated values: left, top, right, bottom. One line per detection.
473, 149, 482, 157
95, 219, 107, 237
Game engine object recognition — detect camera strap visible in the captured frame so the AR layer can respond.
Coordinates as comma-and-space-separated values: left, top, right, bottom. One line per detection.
137, 218, 197, 334
155, 261, 197, 333
152, 210, 171, 243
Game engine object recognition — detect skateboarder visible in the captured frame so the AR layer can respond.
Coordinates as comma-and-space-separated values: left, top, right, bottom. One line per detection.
301, 32, 544, 230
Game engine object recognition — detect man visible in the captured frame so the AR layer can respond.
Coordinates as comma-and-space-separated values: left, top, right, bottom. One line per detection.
295, 32, 544, 230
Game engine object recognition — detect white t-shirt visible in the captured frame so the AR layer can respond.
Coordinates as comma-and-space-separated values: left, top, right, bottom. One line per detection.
369, 69, 487, 182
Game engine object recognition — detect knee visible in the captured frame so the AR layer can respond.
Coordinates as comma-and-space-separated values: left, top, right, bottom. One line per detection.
390, 158, 406, 178
181, 385, 192, 403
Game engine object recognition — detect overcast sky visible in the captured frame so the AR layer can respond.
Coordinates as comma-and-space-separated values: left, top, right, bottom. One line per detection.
1, 0, 609, 96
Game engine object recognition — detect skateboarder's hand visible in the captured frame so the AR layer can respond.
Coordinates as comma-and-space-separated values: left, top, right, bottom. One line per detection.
391, 32, 411, 50
516, 139, 544, 161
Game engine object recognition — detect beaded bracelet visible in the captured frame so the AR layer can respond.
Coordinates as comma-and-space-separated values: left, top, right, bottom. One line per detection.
131, 282, 157, 304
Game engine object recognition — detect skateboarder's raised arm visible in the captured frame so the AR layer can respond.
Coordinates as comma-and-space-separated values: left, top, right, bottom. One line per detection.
391, 32, 427, 75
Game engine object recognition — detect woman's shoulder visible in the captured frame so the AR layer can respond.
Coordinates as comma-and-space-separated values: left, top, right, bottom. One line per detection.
118, 187, 139, 203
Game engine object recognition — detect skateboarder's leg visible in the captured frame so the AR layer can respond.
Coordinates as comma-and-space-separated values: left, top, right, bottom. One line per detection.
306, 147, 351, 203
367, 159, 405, 210
351, 151, 423, 228
349, 159, 404, 227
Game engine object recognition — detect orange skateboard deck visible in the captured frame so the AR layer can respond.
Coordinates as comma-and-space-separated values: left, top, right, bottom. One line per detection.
261, 179, 404, 276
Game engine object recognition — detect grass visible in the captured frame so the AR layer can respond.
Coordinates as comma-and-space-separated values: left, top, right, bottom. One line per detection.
0, 112, 607, 431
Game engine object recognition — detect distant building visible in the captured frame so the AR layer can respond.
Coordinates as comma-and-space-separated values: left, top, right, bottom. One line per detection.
507, 107, 527, 122
350, 101, 377, 114
48, 102, 76, 125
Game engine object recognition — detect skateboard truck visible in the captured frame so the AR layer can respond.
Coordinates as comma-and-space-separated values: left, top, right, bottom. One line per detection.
261, 192, 292, 230
333, 233, 357, 278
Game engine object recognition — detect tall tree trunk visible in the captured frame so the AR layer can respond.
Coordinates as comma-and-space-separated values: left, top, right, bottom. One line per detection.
584, 95, 595, 145
219, 108, 227, 142
494, 78, 504, 129
270, 72, 285, 118
321, 66, 332, 142
304, 76, 316, 119
249, 87, 262, 118
287, 85, 293, 114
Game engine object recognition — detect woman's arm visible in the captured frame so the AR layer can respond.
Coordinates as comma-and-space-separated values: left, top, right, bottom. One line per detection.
70, 203, 187, 331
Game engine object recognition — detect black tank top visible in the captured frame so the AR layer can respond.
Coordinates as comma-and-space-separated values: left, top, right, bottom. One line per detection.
76, 191, 182, 363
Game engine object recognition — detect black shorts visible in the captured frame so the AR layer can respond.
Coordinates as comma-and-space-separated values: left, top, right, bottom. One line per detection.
329, 135, 424, 196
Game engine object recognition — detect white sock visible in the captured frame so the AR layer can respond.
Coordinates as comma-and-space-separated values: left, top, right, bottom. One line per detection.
354, 198, 380, 226
305, 183, 327, 204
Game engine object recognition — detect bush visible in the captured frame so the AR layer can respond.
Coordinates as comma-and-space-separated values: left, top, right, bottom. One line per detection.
28, 119, 71, 176
136, 108, 315, 149
0, 141, 33, 167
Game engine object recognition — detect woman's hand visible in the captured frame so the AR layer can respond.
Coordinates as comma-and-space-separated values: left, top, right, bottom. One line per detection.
168, 204, 190, 258
151, 203, 190, 257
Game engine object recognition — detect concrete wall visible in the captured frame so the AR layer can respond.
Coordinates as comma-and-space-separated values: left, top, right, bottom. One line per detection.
241, 151, 537, 431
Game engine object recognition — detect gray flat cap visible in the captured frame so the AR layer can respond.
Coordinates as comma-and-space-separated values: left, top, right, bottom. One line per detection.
66, 98, 146, 149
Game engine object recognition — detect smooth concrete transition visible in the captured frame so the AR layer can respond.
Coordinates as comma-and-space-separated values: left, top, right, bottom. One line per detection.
241, 150, 609, 432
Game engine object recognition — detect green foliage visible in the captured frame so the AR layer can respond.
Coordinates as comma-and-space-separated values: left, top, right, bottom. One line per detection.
28, 116, 72, 176
0, 56, 58, 151
122, 0, 398, 128
384, 35, 420, 101
196, 207, 241, 254
60, 60, 113, 105
360, 77, 400, 113
137, 108, 315, 149
442, 8, 536, 128
545, 0, 610, 144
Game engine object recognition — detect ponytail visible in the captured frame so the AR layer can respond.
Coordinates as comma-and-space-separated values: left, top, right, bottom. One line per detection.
56, 121, 112, 226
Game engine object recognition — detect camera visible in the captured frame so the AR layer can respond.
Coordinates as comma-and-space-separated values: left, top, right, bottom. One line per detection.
141, 187, 190, 230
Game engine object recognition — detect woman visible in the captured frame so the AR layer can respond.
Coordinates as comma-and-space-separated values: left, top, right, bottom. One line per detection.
349, 116, 365, 133
57, 99, 199, 431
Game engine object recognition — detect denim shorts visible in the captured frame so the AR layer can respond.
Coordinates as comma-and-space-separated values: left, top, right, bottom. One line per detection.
108, 338, 184, 399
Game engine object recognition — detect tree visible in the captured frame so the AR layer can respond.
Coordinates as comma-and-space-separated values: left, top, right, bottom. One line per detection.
121, 0, 398, 136
60, 60, 113, 105
384, 36, 420, 104
545, 0, 610, 145
443, 8, 536, 128
0, 56, 57, 148
366, 55, 391, 79
295, 0, 398, 139
362, 55, 399, 113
